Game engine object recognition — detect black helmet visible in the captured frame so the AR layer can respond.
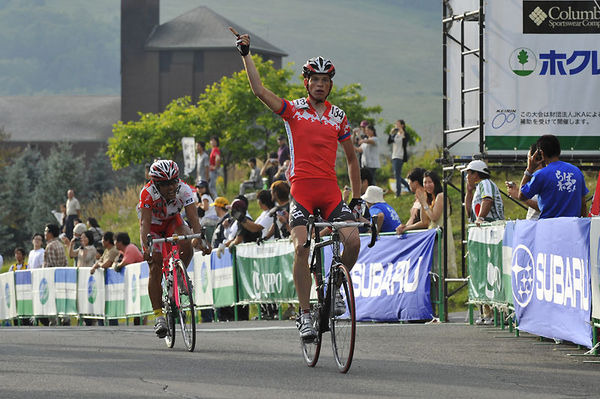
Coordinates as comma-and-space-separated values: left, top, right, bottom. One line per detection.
302, 56, 335, 79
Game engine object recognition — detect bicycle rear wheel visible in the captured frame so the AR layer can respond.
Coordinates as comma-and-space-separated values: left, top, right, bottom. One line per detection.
330, 263, 356, 373
300, 305, 322, 367
174, 260, 196, 352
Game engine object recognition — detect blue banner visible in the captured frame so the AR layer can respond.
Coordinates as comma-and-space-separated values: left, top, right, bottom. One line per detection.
511, 217, 592, 347
323, 230, 436, 321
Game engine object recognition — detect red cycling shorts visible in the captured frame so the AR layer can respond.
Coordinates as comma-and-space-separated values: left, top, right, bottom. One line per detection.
290, 178, 352, 227
148, 214, 184, 254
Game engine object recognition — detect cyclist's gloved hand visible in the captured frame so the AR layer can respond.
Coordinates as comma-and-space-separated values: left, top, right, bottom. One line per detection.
348, 198, 363, 219
236, 38, 250, 56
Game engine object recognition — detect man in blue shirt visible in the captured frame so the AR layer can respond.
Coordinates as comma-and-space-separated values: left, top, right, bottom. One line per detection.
361, 185, 401, 233
519, 134, 588, 218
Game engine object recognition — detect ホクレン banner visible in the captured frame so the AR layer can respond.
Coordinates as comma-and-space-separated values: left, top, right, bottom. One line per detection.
192, 252, 214, 308
211, 248, 236, 307
322, 230, 436, 322
468, 223, 509, 306
31, 268, 57, 316
54, 268, 77, 315
511, 217, 592, 347
0, 272, 16, 320
77, 268, 105, 317
105, 268, 125, 318
235, 240, 296, 303
125, 262, 152, 317
484, 1, 600, 153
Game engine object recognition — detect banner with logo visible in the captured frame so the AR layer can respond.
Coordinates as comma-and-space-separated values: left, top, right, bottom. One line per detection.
105, 268, 125, 318
235, 240, 296, 303
192, 252, 214, 307
485, 0, 600, 153
54, 268, 77, 315
0, 272, 16, 320
590, 217, 600, 319
125, 262, 152, 316
512, 217, 592, 347
321, 230, 436, 322
468, 223, 509, 305
211, 248, 236, 307
14, 270, 32, 317
181, 137, 195, 177
502, 221, 516, 306
32, 269, 57, 316
77, 268, 105, 316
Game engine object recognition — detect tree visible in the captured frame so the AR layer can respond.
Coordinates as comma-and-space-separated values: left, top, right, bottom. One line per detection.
30, 143, 87, 234
108, 56, 381, 187
88, 147, 116, 199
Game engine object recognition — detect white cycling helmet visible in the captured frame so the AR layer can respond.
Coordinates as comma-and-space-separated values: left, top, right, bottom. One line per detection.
149, 160, 179, 182
302, 56, 335, 78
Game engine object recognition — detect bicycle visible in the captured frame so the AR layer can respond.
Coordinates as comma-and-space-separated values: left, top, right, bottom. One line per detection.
300, 215, 377, 373
147, 230, 209, 352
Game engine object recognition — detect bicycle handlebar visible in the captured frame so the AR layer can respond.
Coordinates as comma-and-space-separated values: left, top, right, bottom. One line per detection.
146, 232, 207, 249
302, 215, 378, 248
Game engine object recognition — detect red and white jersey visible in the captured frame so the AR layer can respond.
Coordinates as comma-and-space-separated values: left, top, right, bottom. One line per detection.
137, 180, 196, 225
276, 97, 352, 183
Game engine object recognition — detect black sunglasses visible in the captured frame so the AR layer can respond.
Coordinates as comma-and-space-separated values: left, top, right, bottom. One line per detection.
155, 179, 178, 187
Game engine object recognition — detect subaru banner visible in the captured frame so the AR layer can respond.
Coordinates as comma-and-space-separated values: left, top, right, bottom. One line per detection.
323, 230, 436, 322
590, 217, 600, 320
512, 217, 592, 347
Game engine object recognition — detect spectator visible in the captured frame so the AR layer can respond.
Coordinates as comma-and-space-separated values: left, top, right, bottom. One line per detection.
464, 160, 504, 225
396, 168, 430, 235
277, 135, 290, 165
87, 217, 104, 247
9, 247, 27, 271
463, 160, 504, 325
112, 232, 143, 272
68, 230, 96, 268
518, 134, 588, 218
506, 143, 542, 220
355, 125, 380, 183
343, 167, 374, 233
361, 185, 402, 233
64, 222, 87, 266
195, 179, 219, 242
43, 224, 67, 268
416, 170, 458, 278
260, 152, 280, 187
28, 233, 45, 269
64, 189, 82, 239
239, 158, 263, 195
195, 140, 210, 184
90, 232, 120, 275
265, 180, 291, 240
388, 119, 410, 196
210, 197, 232, 248
273, 159, 290, 183
208, 136, 222, 197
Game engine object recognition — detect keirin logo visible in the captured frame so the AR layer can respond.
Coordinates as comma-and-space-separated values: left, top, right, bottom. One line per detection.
511, 244, 535, 307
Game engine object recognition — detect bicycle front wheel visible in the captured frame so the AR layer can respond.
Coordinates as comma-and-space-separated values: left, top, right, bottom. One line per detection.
330, 263, 356, 373
174, 260, 196, 352
163, 286, 175, 348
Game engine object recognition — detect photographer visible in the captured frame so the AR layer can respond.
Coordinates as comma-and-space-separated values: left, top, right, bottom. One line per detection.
260, 152, 279, 188
388, 119, 410, 196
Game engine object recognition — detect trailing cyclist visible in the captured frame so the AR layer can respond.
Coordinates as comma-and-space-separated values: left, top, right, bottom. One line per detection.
232, 28, 363, 341
138, 160, 210, 338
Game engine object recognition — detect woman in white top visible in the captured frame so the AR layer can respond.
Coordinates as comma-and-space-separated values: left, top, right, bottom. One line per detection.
355, 125, 380, 183
195, 179, 219, 241
396, 168, 430, 235
28, 233, 45, 269
68, 230, 96, 268
416, 170, 458, 278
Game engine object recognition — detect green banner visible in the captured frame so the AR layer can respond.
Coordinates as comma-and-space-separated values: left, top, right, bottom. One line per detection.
468, 224, 508, 305
235, 240, 297, 302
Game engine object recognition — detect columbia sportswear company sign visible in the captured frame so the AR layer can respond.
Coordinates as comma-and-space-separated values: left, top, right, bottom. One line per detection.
524, 1, 600, 33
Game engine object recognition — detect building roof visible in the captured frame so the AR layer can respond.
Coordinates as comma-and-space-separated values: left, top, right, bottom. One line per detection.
145, 6, 287, 56
0, 96, 120, 142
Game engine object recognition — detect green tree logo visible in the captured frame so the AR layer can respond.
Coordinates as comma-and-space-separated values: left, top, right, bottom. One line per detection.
87, 276, 97, 304
39, 278, 49, 305
510, 48, 536, 76
201, 261, 208, 293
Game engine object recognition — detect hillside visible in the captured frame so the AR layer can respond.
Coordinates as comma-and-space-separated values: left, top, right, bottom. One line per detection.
0, 0, 442, 148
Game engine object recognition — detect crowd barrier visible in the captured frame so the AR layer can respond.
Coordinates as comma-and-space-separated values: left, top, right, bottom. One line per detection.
0, 230, 443, 324
467, 217, 600, 350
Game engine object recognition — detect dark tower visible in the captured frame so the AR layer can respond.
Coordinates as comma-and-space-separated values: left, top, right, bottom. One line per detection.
121, 0, 160, 121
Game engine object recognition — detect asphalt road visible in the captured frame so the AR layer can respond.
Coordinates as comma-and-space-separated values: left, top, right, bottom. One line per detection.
1, 317, 599, 399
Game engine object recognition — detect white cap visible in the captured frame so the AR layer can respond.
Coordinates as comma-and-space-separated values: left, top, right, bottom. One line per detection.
465, 160, 490, 175
361, 186, 385, 204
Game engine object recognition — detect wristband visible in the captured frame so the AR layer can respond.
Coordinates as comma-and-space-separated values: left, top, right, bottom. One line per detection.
423, 205, 430, 211
524, 169, 533, 177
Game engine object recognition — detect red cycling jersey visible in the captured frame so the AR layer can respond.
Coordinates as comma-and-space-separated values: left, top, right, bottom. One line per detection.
137, 180, 196, 234
276, 97, 352, 183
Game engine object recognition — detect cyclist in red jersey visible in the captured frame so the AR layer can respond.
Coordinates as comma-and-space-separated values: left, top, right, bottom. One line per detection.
232, 28, 363, 340
138, 160, 210, 338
